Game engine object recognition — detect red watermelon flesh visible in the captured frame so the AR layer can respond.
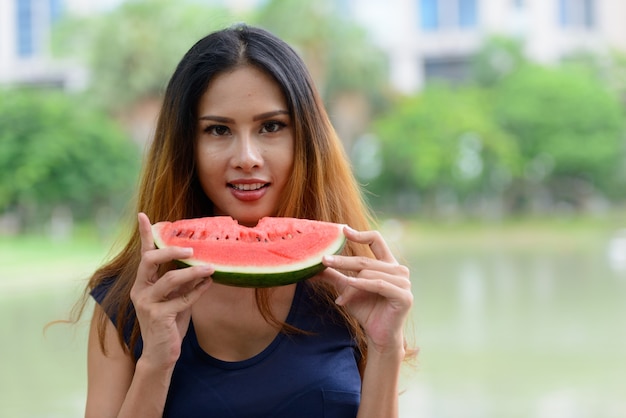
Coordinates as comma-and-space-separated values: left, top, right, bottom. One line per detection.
152, 216, 346, 287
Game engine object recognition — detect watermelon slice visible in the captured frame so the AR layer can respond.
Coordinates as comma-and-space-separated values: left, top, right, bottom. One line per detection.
152, 216, 346, 288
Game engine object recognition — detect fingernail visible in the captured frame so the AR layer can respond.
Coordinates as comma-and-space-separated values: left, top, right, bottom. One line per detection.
335, 295, 344, 305
182, 248, 193, 257
323, 255, 334, 263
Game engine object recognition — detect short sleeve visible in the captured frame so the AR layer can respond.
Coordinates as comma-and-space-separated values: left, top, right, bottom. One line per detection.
90, 278, 143, 359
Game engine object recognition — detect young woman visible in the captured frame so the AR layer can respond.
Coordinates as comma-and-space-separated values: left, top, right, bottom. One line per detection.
83, 24, 413, 417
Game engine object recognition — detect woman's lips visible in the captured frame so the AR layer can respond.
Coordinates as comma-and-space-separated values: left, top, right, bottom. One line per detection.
228, 182, 269, 201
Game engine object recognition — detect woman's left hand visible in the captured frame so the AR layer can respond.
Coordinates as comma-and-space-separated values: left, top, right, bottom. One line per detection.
319, 226, 413, 355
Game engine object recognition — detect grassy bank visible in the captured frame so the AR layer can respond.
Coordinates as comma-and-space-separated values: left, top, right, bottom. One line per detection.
380, 212, 626, 255
0, 225, 114, 293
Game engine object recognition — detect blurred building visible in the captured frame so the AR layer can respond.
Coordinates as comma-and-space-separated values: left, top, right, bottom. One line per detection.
348, 0, 626, 93
0, 0, 94, 90
3, 0, 625, 95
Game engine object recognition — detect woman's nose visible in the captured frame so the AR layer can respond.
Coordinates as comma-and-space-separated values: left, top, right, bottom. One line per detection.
232, 134, 263, 171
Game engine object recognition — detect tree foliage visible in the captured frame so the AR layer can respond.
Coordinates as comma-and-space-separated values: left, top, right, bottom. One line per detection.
369, 43, 626, 215
470, 35, 528, 87
370, 84, 520, 214
54, 0, 389, 115
53, 0, 235, 111
52, 0, 389, 147
253, 0, 389, 109
0, 89, 140, 227
493, 64, 626, 204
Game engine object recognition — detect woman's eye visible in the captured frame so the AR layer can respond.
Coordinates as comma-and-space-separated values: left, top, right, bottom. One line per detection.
260, 121, 286, 134
205, 125, 231, 136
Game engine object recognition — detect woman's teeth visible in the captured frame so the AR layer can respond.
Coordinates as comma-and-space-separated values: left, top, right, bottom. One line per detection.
231, 183, 265, 191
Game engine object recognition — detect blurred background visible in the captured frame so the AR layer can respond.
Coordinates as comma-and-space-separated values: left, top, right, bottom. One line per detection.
1, 0, 625, 416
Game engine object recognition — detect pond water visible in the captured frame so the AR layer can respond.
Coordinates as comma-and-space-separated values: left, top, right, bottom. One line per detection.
1, 221, 625, 417
396, 221, 626, 418
0, 285, 90, 417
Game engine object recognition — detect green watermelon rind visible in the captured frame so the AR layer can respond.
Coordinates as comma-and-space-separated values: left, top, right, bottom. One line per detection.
152, 219, 347, 288
177, 240, 344, 288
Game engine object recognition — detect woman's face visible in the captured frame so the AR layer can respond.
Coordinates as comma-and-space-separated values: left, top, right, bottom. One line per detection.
195, 65, 294, 226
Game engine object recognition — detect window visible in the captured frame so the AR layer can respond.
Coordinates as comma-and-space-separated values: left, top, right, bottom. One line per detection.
49, 0, 63, 23
423, 55, 472, 84
420, 0, 439, 30
16, 0, 34, 57
582, 0, 594, 27
419, 0, 478, 31
559, 0, 595, 28
458, 0, 477, 28
559, 0, 567, 25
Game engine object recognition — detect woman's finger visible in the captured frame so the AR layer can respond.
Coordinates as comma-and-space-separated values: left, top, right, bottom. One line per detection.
150, 264, 214, 302
138, 212, 156, 254
136, 213, 196, 288
315, 267, 361, 303
138, 213, 196, 267
343, 226, 397, 264
135, 246, 193, 288
141, 246, 194, 270
323, 254, 409, 281
131, 264, 214, 310
340, 274, 412, 306
168, 276, 213, 310
320, 266, 412, 309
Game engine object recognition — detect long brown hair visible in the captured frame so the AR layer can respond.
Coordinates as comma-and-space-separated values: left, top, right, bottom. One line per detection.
79, 24, 379, 367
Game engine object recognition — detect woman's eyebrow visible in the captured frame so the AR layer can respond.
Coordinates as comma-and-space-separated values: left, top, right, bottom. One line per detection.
198, 115, 233, 123
198, 110, 289, 123
253, 110, 289, 121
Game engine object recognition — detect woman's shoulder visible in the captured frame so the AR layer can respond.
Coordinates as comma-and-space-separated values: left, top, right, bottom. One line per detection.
90, 276, 142, 358
90, 276, 117, 304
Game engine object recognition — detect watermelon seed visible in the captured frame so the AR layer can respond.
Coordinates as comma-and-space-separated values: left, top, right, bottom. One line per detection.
189, 231, 195, 239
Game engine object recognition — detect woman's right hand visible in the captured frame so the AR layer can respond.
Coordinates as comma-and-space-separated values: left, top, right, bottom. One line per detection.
130, 212, 213, 370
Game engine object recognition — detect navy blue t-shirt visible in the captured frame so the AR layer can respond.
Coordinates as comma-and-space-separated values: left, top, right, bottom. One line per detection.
92, 281, 362, 417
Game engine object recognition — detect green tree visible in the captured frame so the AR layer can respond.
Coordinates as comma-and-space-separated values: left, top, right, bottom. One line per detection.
253, 0, 388, 105
53, 0, 235, 112
368, 43, 626, 216
470, 35, 528, 87
608, 50, 626, 105
370, 84, 520, 215
493, 64, 626, 208
0, 89, 140, 229
54, 0, 388, 147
